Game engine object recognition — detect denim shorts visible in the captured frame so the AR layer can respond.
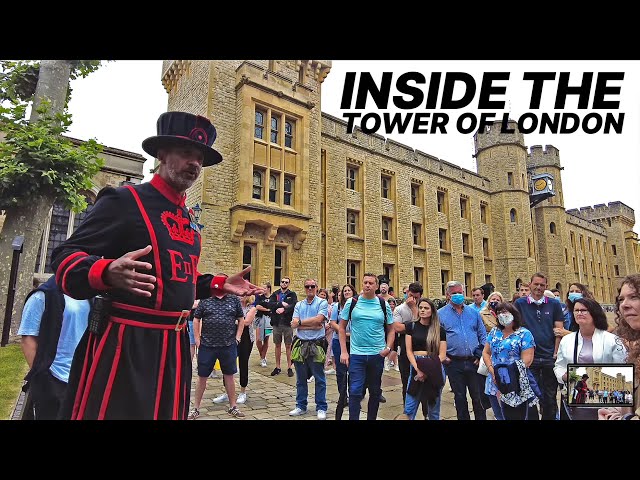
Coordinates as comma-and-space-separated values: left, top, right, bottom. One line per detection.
188, 320, 195, 346
197, 344, 238, 377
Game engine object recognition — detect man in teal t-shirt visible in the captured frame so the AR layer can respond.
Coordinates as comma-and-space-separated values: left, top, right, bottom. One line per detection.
338, 273, 394, 420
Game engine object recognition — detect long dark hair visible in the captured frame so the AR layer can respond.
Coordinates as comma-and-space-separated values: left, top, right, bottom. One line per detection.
566, 282, 594, 313
573, 298, 609, 331
339, 284, 357, 310
416, 298, 441, 355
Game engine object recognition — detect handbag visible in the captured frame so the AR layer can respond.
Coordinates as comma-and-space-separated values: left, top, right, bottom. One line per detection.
477, 356, 489, 376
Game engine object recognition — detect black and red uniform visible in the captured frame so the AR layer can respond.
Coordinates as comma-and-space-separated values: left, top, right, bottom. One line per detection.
51, 174, 225, 420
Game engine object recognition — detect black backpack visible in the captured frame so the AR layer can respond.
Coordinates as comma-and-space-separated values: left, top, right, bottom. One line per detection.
347, 295, 388, 329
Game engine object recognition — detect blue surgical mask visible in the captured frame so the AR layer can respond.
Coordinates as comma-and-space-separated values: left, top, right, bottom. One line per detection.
451, 293, 465, 305
404, 293, 408, 300
568, 292, 583, 303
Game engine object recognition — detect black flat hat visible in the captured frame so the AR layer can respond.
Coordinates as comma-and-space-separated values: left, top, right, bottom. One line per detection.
142, 111, 223, 167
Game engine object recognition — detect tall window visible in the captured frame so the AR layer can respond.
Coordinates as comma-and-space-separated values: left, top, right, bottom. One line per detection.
412, 223, 422, 246
382, 217, 392, 241
464, 272, 472, 297
414, 267, 423, 284
274, 247, 286, 285
480, 203, 487, 224
510, 208, 517, 223
483, 237, 490, 257
347, 260, 358, 289
254, 110, 265, 139
381, 175, 391, 198
507, 172, 513, 186
437, 191, 446, 213
270, 116, 279, 143
269, 174, 278, 202
36, 195, 95, 274
383, 264, 394, 288
252, 169, 264, 200
460, 197, 468, 219
570, 231, 576, 248
573, 257, 578, 273
485, 274, 492, 285
346, 167, 357, 190
550, 222, 556, 234
347, 210, 358, 235
439, 228, 448, 250
411, 184, 419, 206
284, 176, 293, 206
441, 270, 449, 296
284, 121, 294, 148
612, 244, 617, 255
614, 265, 620, 276
565, 248, 569, 264
588, 237, 592, 252
242, 244, 256, 282
462, 233, 470, 254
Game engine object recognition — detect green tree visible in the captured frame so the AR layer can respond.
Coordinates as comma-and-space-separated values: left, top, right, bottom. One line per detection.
0, 60, 104, 338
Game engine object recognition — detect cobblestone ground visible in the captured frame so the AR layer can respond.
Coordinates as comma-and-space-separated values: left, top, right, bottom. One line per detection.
188, 345, 498, 421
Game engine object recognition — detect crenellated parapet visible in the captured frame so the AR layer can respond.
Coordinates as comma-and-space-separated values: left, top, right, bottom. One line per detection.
321, 113, 491, 192
574, 202, 635, 226
474, 119, 526, 155
161, 60, 192, 93
527, 144, 561, 169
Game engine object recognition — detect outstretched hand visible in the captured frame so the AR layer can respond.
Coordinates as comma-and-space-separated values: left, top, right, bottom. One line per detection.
104, 245, 156, 296
222, 266, 265, 296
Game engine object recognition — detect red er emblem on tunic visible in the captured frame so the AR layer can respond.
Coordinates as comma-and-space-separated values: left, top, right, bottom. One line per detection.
161, 209, 195, 245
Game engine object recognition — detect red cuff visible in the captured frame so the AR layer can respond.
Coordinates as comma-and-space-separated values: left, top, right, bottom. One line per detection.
88, 259, 115, 291
211, 275, 227, 294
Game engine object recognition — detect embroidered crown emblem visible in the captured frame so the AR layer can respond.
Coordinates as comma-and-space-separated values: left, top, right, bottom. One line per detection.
161, 209, 195, 245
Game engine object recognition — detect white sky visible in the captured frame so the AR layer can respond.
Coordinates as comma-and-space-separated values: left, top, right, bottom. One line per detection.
574, 365, 634, 380
66, 60, 640, 219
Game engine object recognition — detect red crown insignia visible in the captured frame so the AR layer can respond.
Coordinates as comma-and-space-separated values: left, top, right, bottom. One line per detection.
161, 209, 195, 245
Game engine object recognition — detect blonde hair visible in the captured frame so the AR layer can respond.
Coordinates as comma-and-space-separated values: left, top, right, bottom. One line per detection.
480, 291, 504, 315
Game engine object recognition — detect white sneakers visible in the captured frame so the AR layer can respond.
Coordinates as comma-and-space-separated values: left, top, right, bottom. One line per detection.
324, 368, 336, 375
237, 392, 247, 404
289, 407, 307, 416
213, 393, 229, 404
317, 410, 327, 420
260, 358, 267, 367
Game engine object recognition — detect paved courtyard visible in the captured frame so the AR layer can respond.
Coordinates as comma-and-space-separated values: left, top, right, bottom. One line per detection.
188, 344, 499, 420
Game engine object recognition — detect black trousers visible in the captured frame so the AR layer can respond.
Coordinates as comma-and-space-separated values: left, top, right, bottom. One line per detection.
237, 329, 254, 389
31, 370, 67, 420
528, 360, 558, 420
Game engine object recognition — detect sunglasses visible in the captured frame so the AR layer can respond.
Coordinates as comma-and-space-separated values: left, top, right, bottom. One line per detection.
304, 285, 317, 289
281, 280, 290, 284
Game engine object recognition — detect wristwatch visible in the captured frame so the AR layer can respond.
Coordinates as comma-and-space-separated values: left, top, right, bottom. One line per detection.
298, 319, 302, 327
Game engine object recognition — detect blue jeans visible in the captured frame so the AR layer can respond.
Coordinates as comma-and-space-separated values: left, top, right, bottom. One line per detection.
444, 358, 487, 420
332, 338, 349, 419
348, 354, 384, 421
488, 393, 505, 420
294, 357, 327, 412
404, 359, 445, 420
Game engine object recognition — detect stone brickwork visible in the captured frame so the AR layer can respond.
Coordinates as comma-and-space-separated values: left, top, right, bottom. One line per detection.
158, 61, 638, 303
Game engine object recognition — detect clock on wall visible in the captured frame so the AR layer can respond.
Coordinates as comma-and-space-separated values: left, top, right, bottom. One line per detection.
534, 178, 547, 191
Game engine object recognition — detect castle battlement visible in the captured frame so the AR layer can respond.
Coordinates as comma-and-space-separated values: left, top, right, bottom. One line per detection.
527, 144, 561, 168
565, 211, 607, 236
576, 202, 635, 225
474, 119, 525, 155
321, 113, 490, 192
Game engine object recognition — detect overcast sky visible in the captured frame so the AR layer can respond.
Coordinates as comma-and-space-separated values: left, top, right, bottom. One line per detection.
66, 60, 640, 218
574, 365, 634, 380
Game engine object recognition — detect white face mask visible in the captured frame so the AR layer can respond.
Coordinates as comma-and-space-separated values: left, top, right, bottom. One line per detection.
497, 313, 514, 327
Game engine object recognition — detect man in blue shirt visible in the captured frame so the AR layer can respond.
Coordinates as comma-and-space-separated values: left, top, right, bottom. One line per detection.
288, 279, 329, 419
514, 273, 564, 420
18, 276, 90, 420
438, 280, 487, 420
469, 287, 487, 313
339, 273, 395, 420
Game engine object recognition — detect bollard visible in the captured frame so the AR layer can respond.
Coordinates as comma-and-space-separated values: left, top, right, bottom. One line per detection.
1, 236, 24, 347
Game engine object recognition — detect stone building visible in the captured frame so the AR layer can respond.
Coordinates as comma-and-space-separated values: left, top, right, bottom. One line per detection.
158, 60, 639, 301
585, 366, 634, 392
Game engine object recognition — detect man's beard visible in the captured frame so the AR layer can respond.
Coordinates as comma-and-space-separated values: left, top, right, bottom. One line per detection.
166, 165, 197, 192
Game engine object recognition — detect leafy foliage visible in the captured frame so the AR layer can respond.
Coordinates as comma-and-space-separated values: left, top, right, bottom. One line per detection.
0, 60, 105, 212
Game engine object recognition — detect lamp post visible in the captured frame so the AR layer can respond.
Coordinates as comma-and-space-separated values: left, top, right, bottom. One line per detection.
192, 203, 202, 224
